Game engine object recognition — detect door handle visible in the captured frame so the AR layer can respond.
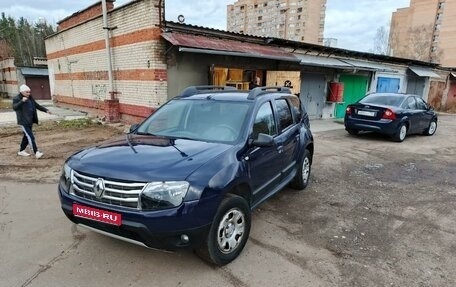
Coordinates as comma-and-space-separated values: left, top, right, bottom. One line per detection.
277, 146, 284, 153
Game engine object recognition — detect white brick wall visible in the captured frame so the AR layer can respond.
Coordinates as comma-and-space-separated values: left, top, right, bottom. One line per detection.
45, 0, 168, 111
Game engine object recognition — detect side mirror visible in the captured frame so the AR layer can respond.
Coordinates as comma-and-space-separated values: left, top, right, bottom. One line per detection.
251, 133, 274, 147
129, 124, 139, 133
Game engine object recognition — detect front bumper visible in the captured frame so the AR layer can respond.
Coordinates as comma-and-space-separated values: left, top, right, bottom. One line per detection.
58, 184, 213, 250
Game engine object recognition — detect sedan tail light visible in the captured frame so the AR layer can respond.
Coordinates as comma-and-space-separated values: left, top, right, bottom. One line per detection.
382, 108, 396, 120
345, 106, 353, 115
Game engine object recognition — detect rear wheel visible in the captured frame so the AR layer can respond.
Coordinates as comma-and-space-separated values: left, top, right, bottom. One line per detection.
424, 119, 437, 136
346, 128, 359, 136
290, 149, 311, 190
195, 194, 251, 266
393, 123, 407, 142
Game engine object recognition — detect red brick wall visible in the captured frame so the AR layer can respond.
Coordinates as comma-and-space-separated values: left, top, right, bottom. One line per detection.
58, 1, 115, 31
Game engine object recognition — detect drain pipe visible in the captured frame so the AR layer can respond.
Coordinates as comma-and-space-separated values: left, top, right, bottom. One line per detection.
102, 0, 114, 99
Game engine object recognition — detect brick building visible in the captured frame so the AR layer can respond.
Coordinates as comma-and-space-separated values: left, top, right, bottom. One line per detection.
389, 0, 456, 67
227, 0, 326, 44
44, 0, 454, 123
45, 0, 166, 122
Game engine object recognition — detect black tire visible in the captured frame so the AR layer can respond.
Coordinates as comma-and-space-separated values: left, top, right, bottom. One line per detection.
423, 119, 437, 136
290, 149, 311, 190
393, 123, 407, 142
195, 194, 251, 266
346, 128, 359, 136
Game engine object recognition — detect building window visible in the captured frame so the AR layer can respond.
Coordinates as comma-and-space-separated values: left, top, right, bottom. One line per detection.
258, 16, 262, 20
264, 3, 268, 7
240, 5, 245, 10
297, 7, 303, 13
438, 2, 445, 9
258, 23, 262, 27
254, 4, 258, 8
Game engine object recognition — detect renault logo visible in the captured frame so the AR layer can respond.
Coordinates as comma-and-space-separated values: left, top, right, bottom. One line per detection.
93, 178, 105, 198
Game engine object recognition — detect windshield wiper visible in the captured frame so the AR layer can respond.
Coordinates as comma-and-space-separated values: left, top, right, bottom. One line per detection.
136, 131, 156, 136
125, 133, 138, 154
169, 139, 188, 157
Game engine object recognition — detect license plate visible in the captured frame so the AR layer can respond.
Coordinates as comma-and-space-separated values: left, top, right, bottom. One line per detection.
357, 110, 376, 117
73, 204, 122, 226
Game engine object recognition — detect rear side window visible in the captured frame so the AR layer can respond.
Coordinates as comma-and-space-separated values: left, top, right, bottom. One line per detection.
402, 97, 417, 110
275, 99, 293, 131
415, 97, 428, 110
288, 96, 302, 122
253, 102, 277, 138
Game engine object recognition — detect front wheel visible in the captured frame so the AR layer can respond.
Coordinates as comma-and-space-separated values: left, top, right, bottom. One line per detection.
424, 119, 437, 136
393, 123, 407, 142
195, 195, 251, 266
290, 149, 311, 190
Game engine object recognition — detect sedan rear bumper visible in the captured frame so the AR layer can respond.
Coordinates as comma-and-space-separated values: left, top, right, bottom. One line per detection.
345, 116, 400, 136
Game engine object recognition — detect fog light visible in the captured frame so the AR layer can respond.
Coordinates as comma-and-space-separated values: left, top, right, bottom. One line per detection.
181, 234, 189, 243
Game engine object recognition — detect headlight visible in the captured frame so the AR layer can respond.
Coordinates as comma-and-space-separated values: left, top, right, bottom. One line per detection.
140, 181, 189, 210
59, 163, 73, 193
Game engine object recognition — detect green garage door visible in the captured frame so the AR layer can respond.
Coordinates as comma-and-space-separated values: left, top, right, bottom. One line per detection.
335, 74, 369, 118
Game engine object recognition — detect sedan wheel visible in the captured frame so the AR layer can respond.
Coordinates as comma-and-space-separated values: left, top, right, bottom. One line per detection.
394, 124, 407, 142
424, 120, 437, 136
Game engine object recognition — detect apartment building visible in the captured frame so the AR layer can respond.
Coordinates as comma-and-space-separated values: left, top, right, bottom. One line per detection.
389, 0, 456, 67
227, 0, 326, 44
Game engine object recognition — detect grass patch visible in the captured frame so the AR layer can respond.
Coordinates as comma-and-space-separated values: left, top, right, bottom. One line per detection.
56, 118, 100, 129
35, 118, 100, 132
0, 100, 12, 110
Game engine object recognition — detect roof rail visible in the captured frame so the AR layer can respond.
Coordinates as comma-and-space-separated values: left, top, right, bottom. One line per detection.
179, 85, 237, 98
247, 86, 292, 100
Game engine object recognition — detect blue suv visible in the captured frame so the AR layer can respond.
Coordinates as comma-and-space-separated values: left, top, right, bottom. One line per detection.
58, 86, 314, 265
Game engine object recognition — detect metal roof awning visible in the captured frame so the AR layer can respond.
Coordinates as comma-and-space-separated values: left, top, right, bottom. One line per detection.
161, 32, 300, 62
339, 59, 399, 73
408, 66, 440, 78
294, 54, 352, 69
20, 67, 49, 77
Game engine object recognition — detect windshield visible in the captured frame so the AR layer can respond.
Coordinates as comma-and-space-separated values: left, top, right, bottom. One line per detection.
359, 94, 405, 107
137, 99, 251, 143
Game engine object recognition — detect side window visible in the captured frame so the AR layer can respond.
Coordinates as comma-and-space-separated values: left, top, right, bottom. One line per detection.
415, 97, 428, 110
275, 99, 293, 131
403, 97, 417, 110
288, 96, 302, 122
252, 102, 277, 138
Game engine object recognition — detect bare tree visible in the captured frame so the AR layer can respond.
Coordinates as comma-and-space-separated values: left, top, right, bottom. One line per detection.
372, 26, 390, 55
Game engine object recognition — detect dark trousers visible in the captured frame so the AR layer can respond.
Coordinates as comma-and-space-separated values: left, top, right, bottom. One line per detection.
19, 125, 38, 153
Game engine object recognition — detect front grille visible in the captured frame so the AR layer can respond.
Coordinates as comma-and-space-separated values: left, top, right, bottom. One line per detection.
71, 170, 146, 209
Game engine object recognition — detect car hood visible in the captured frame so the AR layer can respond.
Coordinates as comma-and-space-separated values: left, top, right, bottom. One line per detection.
68, 134, 233, 182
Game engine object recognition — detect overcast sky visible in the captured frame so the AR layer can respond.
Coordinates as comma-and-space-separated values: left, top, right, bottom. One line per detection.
0, 0, 410, 52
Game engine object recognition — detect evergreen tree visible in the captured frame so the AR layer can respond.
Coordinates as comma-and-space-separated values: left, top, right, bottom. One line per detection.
0, 13, 56, 66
